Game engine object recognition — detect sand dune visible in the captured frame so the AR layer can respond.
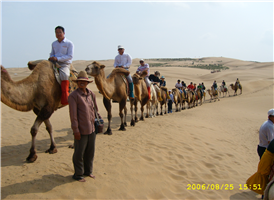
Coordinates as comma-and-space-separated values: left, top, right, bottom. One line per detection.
1, 57, 273, 199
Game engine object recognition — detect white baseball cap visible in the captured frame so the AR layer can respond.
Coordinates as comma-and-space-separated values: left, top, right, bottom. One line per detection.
140, 59, 144, 62
268, 109, 274, 116
118, 45, 124, 49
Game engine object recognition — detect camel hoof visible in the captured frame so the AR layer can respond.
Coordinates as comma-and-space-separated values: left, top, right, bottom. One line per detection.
156, 112, 159, 116
140, 116, 144, 121
131, 120, 135, 126
119, 124, 126, 131
124, 122, 127, 127
68, 144, 74, 149
45, 148, 58, 154
160, 112, 163, 115
104, 128, 112, 135
26, 154, 38, 163
145, 115, 149, 118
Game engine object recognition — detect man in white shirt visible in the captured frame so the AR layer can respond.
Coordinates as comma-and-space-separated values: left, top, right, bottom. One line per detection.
257, 108, 274, 159
49, 26, 74, 105
113, 45, 134, 99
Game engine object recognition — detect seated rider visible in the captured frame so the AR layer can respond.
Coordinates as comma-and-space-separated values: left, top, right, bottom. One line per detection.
197, 83, 203, 98
181, 81, 187, 97
160, 76, 166, 87
202, 82, 206, 91
113, 45, 134, 99
235, 78, 241, 89
160, 76, 170, 99
149, 71, 163, 101
212, 80, 218, 94
187, 82, 195, 95
136, 59, 151, 99
175, 80, 183, 93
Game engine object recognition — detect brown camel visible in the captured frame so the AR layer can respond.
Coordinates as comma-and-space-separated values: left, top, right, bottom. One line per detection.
156, 87, 168, 115
1, 60, 77, 162
219, 85, 230, 97
131, 71, 150, 126
172, 88, 182, 112
230, 83, 242, 95
85, 61, 130, 135
195, 88, 203, 106
207, 86, 220, 102
181, 89, 187, 110
186, 89, 196, 109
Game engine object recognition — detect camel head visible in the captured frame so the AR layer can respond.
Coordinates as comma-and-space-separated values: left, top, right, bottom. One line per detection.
132, 71, 148, 84
85, 61, 105, 77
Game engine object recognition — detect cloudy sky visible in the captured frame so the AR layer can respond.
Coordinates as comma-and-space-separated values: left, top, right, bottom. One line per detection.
1, 0, 273, 68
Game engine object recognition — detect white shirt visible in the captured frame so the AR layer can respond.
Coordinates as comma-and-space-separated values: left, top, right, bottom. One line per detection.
137, 63, 150, 76
50, 38, 74, 67
113, 53, 132, 69
175, 83, 182, 88
259, 119, 274, 148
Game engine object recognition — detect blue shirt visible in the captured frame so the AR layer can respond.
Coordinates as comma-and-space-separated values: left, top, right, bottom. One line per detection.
259, 119, 274, 148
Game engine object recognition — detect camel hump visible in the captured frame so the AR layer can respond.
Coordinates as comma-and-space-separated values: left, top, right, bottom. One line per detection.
110, 68, 130, 77
28, 59, 47, 70
160, 86, 168, 92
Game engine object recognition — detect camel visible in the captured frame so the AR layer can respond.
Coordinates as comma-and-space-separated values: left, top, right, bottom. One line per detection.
230, 83, 242, 95
264, 173, 274, 200
131, 71, 150, 126
85, 61, 130, 135
207, 86, 220, 102
195, 88, 204, 106
146, 84, 158, 118
1, 60, 78, 162
156, 87, 168, 115
181, 89, 187, 110
186, 89, 196, 109
219, 85, 230, 97
172, 88, 182, 112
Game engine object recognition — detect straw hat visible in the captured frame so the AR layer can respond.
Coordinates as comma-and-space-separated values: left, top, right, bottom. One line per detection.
72, 71, 93, 83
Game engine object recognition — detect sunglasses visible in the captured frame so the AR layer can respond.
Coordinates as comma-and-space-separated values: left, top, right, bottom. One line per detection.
140, 61, 144, 63
118, 48, 123, 50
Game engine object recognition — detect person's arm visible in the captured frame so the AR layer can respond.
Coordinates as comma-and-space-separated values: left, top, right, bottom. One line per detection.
56, 41, 74, 63
68, 94, 81, 140
124, 54, 132, 69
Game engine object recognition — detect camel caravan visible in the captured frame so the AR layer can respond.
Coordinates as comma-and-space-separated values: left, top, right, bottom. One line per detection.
1, 59, 242, 162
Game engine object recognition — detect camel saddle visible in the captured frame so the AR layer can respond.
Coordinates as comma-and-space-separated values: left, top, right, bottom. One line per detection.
27, 60, 78, 94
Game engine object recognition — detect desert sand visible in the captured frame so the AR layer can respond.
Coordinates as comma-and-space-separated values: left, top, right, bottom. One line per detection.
1, 57, 273, 200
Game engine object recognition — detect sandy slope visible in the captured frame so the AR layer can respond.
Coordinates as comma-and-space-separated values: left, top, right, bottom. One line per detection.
1, 57, 273, 200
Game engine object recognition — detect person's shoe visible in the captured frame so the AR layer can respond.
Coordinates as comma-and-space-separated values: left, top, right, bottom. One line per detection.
157, 91, 163, 101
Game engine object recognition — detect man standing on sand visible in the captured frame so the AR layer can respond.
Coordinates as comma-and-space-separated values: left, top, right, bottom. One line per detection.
257, 109, 274, 159
113, 45, 134, 99
68, 71, 101, 182
49, 26, 74, 105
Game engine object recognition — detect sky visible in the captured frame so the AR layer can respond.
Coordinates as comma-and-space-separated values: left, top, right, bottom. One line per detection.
1, 1, 273, 68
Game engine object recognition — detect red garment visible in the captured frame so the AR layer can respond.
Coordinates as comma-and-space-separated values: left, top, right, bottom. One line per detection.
187, 84, 194, 90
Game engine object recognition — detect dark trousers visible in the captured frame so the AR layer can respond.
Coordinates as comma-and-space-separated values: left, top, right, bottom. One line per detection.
257, 145, 266, 159
73, 132, 96, 180
168, 100, 172, 111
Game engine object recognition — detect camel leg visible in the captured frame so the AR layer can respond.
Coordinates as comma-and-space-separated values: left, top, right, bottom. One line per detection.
130, 100, 135, 126
103, 97, 112, 135
27, 106, 54, 162
145, 104, 149, 118
134, 102, 138, 122
44, 119, 57, 154
118, 99, 126, 131
164, 102, 167, 114
140, 105, 145, 121
123, 105, 127, 127
160, 104, 163, 115
156, 102, 159, 116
